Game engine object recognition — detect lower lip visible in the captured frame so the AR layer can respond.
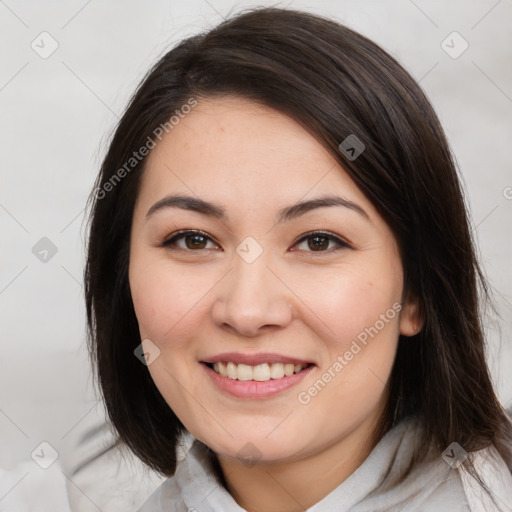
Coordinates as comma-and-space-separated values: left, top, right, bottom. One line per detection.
201, 363, 315, 399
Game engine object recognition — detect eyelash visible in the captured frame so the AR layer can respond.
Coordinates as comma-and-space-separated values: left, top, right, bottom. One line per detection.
161, 229, 350, 255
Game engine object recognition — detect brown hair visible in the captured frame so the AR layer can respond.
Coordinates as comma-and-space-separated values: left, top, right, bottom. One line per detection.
84, 5, 512, 504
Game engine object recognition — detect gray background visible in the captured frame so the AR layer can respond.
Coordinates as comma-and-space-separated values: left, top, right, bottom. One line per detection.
0, 0, 511, 500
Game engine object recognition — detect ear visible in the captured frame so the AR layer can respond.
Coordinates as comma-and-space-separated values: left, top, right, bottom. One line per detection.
399, 293, 424, 337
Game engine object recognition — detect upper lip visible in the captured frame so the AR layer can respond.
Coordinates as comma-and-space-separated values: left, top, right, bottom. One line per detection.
201, 352, 316, 366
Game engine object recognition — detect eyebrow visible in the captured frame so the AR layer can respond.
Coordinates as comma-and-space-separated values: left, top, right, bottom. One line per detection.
145, 194, 370, 224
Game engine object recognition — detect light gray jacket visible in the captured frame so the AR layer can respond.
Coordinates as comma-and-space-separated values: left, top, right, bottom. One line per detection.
138, 415, 512, 511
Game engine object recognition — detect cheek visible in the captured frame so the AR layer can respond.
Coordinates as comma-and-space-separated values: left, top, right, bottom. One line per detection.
297, 266, 402, 347
129, 262, 210, 427
294, 266, 401, 407
129, 258, 215, 343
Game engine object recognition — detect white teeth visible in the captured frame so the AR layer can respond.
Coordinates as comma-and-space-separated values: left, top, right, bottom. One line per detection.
218, 361, 227, 377
211, 361, 307, 381
270, 363, 285, 379
253, 363, 270, 381
227, 361, 237, 379
284, 363, 294, 376
237, 364, 253, 381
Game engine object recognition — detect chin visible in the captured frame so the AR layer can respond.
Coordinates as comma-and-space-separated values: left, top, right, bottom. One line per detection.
199, 431, 310, 465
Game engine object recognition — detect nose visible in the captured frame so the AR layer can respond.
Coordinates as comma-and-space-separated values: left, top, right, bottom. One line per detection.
211, 250, 294, 338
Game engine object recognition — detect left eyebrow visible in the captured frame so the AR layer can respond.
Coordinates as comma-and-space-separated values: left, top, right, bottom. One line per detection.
145, 194, 370, 224
276, 195, 370, 224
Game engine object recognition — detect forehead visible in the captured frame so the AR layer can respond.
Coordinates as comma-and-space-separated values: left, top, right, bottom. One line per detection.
137, 96, 373, 217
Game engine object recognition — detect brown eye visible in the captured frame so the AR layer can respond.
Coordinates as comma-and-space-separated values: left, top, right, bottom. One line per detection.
307, 235, 329, 251
293, 231, 349, 253
162, 230, 218, 251
183, 234, 208, 249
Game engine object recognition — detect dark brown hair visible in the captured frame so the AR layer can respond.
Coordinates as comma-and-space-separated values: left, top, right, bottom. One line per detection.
84, 5, 512, 503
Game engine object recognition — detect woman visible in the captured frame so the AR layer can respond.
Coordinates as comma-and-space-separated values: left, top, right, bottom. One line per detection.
84, 7, 512, 511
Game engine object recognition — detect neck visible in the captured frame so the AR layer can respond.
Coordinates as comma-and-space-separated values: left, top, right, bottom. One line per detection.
215, 411, 385, 512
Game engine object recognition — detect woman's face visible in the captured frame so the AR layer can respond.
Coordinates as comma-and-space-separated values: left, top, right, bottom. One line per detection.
129, 96, 420, 465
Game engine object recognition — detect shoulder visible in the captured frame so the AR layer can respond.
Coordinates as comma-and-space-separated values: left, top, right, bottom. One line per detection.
408, 440, 512, 511
457, 443, 512, 512
363, 416, 512, 511
136, 432, 196, 512
378, 449, 511, 512
136, 435, 233, 512
137, 477, 185, 512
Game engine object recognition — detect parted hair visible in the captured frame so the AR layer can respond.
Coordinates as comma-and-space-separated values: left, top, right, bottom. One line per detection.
84, 6, 512, 504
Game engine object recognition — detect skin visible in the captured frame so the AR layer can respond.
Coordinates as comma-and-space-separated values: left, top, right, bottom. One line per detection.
128, 96, 422, 512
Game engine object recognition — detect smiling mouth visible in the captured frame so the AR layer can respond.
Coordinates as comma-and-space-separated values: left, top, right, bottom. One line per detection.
204, 361, 313, 381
